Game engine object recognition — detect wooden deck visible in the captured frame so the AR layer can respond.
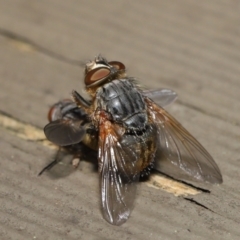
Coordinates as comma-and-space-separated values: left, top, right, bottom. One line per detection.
0, 0, 239, 239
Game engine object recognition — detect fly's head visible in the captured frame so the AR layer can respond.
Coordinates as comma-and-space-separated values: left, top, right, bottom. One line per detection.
84, 55, 126, 95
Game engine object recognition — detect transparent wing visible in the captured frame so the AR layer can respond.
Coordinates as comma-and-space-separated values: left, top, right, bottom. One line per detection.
142, 89, 177, 107
44, 119, 86, 146
145, 97, 222, 184
98, 119, 140, 225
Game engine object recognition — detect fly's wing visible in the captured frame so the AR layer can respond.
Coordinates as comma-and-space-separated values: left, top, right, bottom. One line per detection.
44, 119, 86, 146
98, 119, 140, 225
145, 97, 222, 184
142, 89, 177, 107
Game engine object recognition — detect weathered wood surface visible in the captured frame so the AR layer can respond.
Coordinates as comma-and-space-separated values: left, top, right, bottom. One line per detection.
0, 1, 240, 239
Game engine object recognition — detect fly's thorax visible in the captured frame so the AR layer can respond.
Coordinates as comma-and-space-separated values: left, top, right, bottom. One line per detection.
95, 79, 148, 130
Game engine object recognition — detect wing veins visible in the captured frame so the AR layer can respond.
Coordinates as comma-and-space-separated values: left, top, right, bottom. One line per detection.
145, 97, 222, 183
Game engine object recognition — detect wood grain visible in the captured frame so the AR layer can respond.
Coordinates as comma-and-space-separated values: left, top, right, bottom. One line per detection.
0, 0, 239, 239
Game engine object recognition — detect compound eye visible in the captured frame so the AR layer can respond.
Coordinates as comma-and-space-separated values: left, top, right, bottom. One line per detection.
47, 99, 73, 122
109, 61, 125, 70
84, 67, 111, 86
48, 106, 56, 122
48, 105, 62, 122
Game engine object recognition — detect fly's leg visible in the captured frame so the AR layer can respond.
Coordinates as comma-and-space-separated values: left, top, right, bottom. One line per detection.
72, 90, 91, 110
71, 155, 81, 168
38, 148, 62, 176
38, 146, 84, 175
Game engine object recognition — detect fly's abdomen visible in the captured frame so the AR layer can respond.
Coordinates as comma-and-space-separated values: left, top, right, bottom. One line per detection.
96, 79, 147, 129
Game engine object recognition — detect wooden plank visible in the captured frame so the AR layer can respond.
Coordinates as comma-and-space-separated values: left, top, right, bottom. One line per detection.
0, 0, 239, 239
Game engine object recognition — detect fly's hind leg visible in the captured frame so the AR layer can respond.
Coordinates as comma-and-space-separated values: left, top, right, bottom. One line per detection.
38, 148, 62, 176
38, 145, 84, 176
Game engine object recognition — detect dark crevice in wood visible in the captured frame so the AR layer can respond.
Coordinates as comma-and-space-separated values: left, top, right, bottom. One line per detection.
184, 197, 214, 212
153, 170, 210, 193
184, 197, 240, 224
178, 180, 210, 193
0, 28, 83, 66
